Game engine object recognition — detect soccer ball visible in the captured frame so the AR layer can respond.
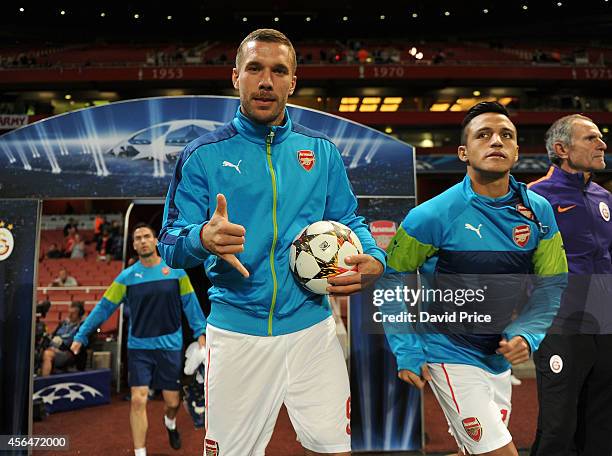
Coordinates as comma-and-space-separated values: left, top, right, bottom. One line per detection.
289, 221, 363, 295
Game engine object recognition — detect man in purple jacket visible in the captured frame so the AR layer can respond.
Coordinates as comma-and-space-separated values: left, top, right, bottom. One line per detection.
528, 114, 612, 456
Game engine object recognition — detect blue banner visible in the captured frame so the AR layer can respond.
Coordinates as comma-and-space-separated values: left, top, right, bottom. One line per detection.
350, 295, 422, 451
0, 200, 40, 437
0, 96, 414, 199
32, 369, 111, 414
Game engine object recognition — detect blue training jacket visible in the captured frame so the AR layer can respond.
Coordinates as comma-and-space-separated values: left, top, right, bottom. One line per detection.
159, 107, 386, 337
382, 174, 568, 375
74, 259, 206, 350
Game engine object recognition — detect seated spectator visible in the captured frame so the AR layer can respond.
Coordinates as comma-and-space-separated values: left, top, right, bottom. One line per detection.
63, 218, 78, 237
96, 229, 112, 261
46, 243, 63, 259
70, 233, 85, 259
63, 225, 78, 257
41, 301, 85, 376
49, 268, 78, 287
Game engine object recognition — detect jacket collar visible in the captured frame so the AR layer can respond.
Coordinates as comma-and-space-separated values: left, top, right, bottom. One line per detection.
232, 107, 293, 145
549, 165, 592, 189
462, 173, 525, 203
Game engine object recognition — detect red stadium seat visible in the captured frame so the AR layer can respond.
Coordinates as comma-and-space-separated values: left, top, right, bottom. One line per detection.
71, 291, 98, 302
44, 309, 63, 322
99, 311, 119, 334
46, 289, 72, 301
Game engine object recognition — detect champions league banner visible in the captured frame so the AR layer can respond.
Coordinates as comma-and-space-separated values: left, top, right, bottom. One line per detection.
0, 96, 418, 450
351, 205, 422, 452
0, 96, 414, 199
0, 200, 40, 437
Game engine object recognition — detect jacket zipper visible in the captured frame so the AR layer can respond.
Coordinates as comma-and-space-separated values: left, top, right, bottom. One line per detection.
582, 183, 599, 269
265, 130, 278, 335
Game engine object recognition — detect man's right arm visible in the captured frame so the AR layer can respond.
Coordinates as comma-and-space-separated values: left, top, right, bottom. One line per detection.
73, 281, 126, 347
381, 206, 440, 378
158, 147, 212, 269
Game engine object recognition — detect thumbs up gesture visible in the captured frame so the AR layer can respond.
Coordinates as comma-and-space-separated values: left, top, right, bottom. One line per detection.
200, 194, 249, 278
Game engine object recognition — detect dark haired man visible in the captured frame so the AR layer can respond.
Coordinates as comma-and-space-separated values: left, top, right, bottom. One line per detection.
71, 223, 206, 456
41, 301, 84, 376
159, 29, 385, 456
383, 102, 567, 455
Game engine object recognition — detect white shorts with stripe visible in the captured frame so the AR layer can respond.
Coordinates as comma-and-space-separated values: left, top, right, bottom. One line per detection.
427, 363, 512, 454
204, 316, 351, 456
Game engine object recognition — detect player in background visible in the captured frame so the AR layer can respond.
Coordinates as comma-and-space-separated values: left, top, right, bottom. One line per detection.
382, 102, 567, 456
158, 28, 385, 456
71, 223, 206, 456
528, 114, 612, 455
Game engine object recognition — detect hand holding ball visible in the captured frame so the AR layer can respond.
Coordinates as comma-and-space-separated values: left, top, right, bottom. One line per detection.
289, 221, 363, 294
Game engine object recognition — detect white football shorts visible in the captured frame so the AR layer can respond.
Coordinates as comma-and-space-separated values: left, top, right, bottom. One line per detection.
427, 363, 513, 454
204, 316, 351, 456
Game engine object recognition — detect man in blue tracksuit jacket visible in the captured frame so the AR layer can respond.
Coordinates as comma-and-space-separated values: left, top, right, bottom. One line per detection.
158, 29, 385, 456
381, 102, 567, 456
529, 114, 612, 456
71, 223, 206, 456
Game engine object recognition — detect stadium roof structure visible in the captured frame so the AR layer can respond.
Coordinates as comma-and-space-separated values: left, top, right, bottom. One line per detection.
2, 0, 611, 43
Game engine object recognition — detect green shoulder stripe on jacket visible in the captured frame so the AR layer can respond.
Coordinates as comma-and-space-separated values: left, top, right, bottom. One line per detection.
179, 274, 195, 296
103, 281, 127, 305
533, 231, 568, 275
386, 226, 438, 272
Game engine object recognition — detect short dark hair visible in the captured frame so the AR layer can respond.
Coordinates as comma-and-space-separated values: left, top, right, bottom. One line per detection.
461, 101, 511, 144
132, 222, 156, 238
236, 28, 296, 73
70, 301, 85, 317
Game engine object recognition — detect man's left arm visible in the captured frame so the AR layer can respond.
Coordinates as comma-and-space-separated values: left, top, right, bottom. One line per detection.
178, 274, 207, 344
323, 145, 386, 294
503, 201, 568, 355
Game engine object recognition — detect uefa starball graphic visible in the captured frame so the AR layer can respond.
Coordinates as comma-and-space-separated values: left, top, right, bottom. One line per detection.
106, 119, 222, 166
0, 96, 415, 200
33, 382, 103, 405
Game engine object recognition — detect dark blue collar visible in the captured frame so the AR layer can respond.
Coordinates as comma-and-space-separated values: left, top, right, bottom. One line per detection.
232, 107, 293, 145
462, 173, 523, 202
